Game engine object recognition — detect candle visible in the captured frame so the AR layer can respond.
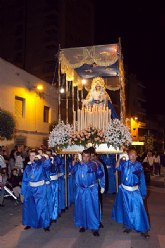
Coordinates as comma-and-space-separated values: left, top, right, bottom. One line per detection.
78, 109, 80, 131
73, 111, 76, 131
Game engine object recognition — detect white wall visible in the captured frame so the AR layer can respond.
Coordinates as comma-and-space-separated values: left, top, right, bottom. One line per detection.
0, 58, 58, 147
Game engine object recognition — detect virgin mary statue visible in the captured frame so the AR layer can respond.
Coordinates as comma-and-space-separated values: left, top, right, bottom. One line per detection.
83, 77, 118, 119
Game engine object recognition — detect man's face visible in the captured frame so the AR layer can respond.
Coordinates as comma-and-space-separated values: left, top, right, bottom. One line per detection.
128, 150, 137, 162
29, 152, 36, 162
12, 170, 17, 176
90, 153, 97, 161
82, 153, 91, 163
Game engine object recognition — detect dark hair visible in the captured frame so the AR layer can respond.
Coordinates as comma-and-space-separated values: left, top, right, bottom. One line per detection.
82, 149, 91, 155
30, 149, 38, 155
16, 151, 21, 156
46, 149, 52, 154
87, 147, 96, 155
9, 149, 16, 161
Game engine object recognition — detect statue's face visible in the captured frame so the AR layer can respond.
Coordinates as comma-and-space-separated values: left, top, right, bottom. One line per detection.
95, 85, 101, 91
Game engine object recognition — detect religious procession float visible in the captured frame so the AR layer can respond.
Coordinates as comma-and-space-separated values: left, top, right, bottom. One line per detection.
48, 41, 132, 154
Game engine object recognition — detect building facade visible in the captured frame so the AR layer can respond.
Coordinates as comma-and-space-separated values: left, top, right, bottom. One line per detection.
0, 58, 58, 148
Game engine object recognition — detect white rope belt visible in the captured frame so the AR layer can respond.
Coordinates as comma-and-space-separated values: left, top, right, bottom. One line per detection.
50, 175, 58, 181
58, 173, 64, 177
106, 166, 111, 169
29, 180, 44, 187
79, 183, 97, 189
122, 184, 138, 191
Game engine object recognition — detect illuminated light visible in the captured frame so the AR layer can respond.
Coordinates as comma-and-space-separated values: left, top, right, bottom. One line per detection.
132, 141, 144, 146
37, 84, 43, 91
60, 87, 65, 93
100, 51, 110, 55
82, 79, 87, 85
134, 117, 138, 120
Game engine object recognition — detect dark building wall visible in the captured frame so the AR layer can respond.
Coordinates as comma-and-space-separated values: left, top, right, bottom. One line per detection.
126, 73, 146, 122
60, 0, 95, 48
0, 0, 95, 83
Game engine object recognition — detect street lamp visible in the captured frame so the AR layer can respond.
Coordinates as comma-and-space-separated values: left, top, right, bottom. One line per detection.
60, 87, 65, 94
36, 84, 44, 91
82, 79, 86, 85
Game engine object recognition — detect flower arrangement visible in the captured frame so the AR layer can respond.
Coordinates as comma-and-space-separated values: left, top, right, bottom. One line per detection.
48, 121, 73, 150
48, 119, 132, 151
104, 119, 132, 149
69, 126, 105, 147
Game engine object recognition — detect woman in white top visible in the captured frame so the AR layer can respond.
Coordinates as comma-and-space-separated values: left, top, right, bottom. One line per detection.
143, 151, 154, 175
153, 152, 161, 175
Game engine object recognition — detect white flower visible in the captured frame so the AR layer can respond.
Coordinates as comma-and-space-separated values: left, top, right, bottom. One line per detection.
48, 121, 73, 147
104, 119, 132, 149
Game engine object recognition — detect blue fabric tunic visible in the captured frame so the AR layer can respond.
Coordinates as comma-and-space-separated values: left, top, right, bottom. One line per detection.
58, 155, 65, 213
112, 160, 150, 232
50, 156, 59, 221
71, 161, 104, 230
22, 159, 50, 228
100, 154, 117, 193
67, 156, 73, 207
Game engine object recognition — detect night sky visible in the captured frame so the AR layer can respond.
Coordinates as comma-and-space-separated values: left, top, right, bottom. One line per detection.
95, 1, 165, 115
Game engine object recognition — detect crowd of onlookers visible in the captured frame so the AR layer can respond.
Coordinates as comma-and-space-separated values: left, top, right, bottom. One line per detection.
136, 150, 165, 185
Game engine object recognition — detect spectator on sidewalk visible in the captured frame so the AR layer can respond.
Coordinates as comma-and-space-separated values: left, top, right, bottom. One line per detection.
0, 148, 7, 169
8, 168, 23, 202
153, 152, 161, 176
0, 168, 8, 206
143, 151, 154, 176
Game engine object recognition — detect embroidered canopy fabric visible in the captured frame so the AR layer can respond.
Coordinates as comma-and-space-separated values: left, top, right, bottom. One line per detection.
60, 44, 120, 90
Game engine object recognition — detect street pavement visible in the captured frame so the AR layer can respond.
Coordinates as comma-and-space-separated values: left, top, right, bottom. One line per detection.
0, 170, 165, 248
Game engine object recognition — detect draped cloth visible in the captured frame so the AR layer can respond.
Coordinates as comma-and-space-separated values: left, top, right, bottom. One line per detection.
50, 156, 59, 221
22, 159, 50, 228
71, 161, 104, 230
60, 44, 120, 90
100, 154, 117, 193
112, 160, 150, 232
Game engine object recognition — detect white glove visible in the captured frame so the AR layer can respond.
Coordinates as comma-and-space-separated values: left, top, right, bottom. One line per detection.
100, 187, 105, 194
43, 154, 49, 159
35, 155, 42, 160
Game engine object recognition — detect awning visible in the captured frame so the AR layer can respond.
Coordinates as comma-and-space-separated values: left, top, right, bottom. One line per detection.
60, 44, 120, 90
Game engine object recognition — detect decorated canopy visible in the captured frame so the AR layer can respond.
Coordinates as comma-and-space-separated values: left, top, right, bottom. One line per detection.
59, 42, 126, 121
60, 43, 121, 90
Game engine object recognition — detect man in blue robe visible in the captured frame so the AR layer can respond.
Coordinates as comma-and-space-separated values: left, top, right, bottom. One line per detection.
58, 155, 65, 214
100, 154, 116, 194
71, 149, 104, 236
112, 148, 150, 238
88, 147, 105, 228
21, 150, 51, 231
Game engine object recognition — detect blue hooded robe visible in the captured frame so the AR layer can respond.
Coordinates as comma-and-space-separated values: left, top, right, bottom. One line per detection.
22, 159, 50, 228
112, 160, 150, 233
71, 161, 104, 231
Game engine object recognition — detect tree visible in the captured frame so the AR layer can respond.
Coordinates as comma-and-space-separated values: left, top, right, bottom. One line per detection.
0, 109, 16, 140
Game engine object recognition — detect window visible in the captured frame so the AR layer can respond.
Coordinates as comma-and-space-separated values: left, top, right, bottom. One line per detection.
15, 136, 26, 146
15, 96, 25, 118
43, 106, 50, 123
